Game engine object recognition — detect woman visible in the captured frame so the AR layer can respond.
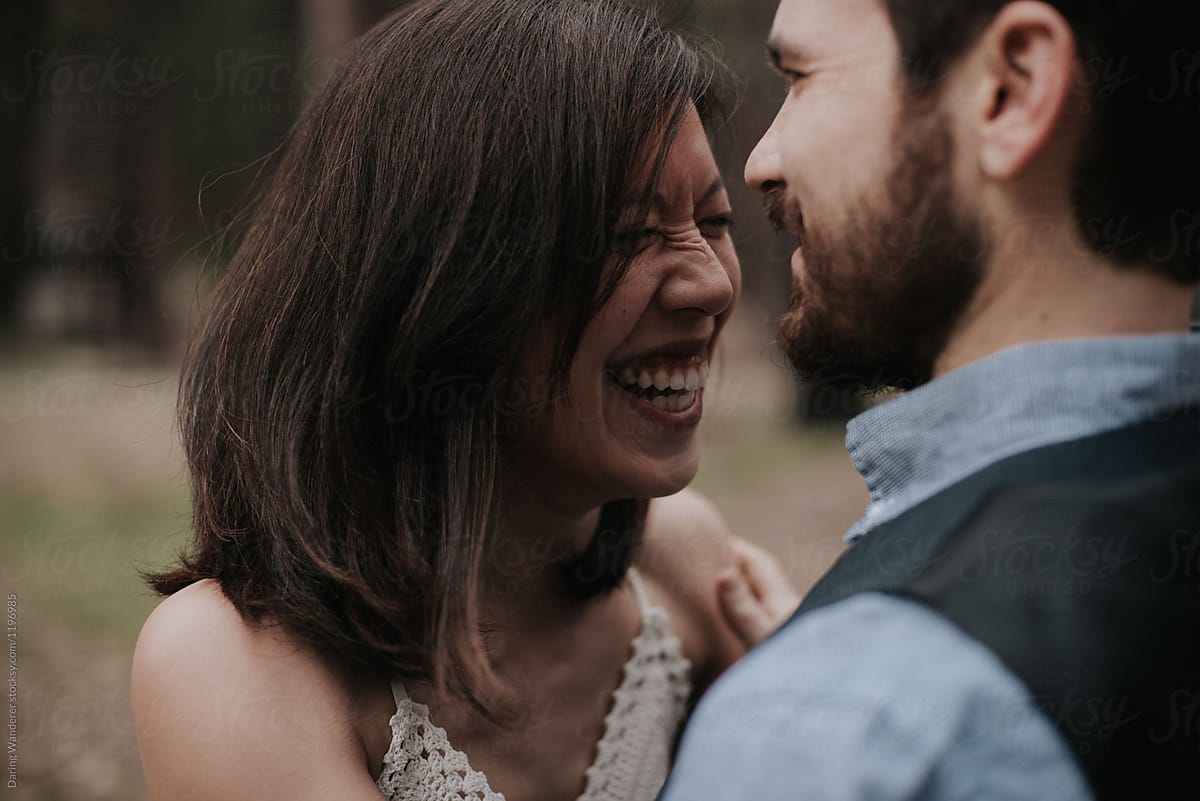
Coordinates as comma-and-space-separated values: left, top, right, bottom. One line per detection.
131, 1, 769, 799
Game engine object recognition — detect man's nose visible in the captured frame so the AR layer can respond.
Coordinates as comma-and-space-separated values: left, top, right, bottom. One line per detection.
745, 121, 784, 195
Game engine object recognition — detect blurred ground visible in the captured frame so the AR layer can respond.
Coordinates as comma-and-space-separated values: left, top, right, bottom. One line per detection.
0, 301, 868, 801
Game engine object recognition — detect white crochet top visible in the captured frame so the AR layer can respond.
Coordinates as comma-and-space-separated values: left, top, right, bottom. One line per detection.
375, 568, 693, 801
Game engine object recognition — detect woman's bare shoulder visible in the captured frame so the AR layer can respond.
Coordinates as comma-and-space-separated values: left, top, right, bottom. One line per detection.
131, 579, 385, 801
641, 489, 736, 578
636, 489, 747, 682
135, 579, 281, 667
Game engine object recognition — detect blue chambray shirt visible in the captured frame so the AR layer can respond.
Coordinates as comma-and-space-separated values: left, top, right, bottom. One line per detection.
661, 332, 1200, 801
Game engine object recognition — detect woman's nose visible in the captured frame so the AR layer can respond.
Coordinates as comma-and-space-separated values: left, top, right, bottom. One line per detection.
656, 241, 737, 318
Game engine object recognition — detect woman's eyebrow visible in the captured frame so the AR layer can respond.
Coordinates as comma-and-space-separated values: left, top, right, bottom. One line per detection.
651, 177, 726, 211
699, 176, 726, 204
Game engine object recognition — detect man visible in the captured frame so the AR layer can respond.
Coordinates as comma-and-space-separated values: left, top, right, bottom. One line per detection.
661, 0, 1200, 798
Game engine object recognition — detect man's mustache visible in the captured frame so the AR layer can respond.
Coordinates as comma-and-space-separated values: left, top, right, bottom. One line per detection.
764, 188, 803, 237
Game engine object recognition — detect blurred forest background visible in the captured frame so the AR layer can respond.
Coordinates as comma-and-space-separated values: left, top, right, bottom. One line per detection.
0, 0, 880, 798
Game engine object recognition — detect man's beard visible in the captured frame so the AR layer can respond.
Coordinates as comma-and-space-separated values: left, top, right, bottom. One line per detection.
774, 104, 989, 394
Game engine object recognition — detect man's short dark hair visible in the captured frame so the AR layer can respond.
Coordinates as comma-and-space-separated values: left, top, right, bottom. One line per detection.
882, 0, 1200, 284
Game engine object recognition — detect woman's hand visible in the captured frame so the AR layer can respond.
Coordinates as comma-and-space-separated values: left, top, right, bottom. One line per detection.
717, 538, 802, 648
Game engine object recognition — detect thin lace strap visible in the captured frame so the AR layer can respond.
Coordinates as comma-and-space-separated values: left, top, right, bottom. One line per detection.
389, 678, 409, 710
627, 567, 650, 615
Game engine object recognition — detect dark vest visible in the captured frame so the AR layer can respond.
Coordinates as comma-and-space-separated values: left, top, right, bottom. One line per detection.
789, 412, 1200, 799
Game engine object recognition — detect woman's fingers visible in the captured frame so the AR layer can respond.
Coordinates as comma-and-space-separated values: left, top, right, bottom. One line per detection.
718, 570, 777, 648
732, 538, 801, 622
718, 539, 802, 647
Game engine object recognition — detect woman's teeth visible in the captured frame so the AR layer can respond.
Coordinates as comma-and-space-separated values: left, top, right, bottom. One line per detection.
611, 363, 708, 412
650, 391, 697, 412
616, 364, 708, 393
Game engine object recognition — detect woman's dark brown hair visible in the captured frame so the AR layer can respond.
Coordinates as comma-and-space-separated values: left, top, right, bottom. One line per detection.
145, 0, 727, 709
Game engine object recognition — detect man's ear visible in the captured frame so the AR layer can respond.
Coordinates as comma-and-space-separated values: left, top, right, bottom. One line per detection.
969, 1, 1078, 181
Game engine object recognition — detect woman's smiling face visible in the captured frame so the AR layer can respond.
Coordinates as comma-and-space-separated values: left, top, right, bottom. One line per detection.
507, 106, 742, 512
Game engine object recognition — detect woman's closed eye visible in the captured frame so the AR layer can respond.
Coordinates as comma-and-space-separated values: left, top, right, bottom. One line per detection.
699, 215, 734, 240
614, 215, 733, 251
614, 227, 662, 253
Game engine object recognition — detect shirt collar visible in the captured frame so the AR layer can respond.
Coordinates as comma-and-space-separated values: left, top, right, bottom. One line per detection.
843, 332, 1200, 543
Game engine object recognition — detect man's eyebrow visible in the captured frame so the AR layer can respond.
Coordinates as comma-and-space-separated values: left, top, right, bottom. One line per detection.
765, 36, 809, 72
